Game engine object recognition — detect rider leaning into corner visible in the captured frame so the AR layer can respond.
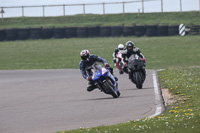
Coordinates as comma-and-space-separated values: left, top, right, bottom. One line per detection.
121, 41, 146, 79
79, 50, 118, 92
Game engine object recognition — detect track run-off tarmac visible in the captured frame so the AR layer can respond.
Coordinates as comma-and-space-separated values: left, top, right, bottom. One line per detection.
0, 69, 164, 133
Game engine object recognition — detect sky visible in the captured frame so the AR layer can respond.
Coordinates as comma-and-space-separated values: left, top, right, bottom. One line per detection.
0, 0, 199, 17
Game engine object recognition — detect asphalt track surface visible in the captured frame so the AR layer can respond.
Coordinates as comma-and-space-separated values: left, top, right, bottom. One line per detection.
0, 69, 164, 133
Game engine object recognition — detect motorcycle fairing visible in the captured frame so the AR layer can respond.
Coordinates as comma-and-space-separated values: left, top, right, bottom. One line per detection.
128, 55, 144, 71
92, 67, 108, 82
92, 67, 118, 91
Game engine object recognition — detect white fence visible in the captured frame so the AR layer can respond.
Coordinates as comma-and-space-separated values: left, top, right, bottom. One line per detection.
1, 0, 200, 18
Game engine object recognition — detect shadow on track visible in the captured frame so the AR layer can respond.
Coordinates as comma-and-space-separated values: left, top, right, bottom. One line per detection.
121, 87, 154, 91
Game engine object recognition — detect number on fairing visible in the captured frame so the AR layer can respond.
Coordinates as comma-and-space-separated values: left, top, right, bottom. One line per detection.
101, 68, 107, 75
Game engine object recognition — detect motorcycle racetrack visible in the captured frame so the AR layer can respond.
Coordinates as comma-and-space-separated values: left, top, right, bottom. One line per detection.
0, 69, 164, 133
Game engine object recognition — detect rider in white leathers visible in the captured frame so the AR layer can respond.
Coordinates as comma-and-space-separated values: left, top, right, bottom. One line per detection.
113, 44, 125, 74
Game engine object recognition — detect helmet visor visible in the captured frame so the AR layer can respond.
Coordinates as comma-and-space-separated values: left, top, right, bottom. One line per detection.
127, 46, 133, 51
127, 46, 132, 50
81, 54, 89, 61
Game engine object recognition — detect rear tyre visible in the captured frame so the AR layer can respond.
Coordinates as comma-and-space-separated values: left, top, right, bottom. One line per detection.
135, 26, 146, 37
103, 81, 119, 98
6, 29, 18, 41
0, 29, 6, 41
100, 26, 111, 37
135, 71, 143, 89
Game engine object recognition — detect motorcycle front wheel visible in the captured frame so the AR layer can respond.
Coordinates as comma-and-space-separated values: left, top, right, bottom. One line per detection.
135, 71, 143, 89
103, 80, 119, 98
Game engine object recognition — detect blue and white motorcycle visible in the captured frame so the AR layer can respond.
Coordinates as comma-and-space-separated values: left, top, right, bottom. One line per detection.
91, 63, 120, 98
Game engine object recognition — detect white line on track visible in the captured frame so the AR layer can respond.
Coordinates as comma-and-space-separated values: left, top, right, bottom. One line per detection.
148, 70, 163, 118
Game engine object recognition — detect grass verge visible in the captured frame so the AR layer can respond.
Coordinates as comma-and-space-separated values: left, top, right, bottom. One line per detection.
0, 36, 199, 132
1, 11, 200, 29
57, 67, 200, 133
0, 36, 200, 70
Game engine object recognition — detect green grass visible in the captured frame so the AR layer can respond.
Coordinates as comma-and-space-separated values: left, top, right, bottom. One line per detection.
59, 67, 200, 133
1, 11, 200, 133
1, 11, 200, 29
0, 36, 200, 70
0, 35, 200, 133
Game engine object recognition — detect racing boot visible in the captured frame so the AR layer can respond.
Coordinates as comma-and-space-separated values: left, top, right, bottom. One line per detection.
87, 81, 97, 92
119, 70, 124, 74
123, 67, 129, 74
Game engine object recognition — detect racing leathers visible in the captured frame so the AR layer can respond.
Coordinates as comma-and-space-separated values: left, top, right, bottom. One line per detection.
113, 48, 125, 74
122, 47, 146, 79
122, 47, 145, 61
79, 54, 111, 92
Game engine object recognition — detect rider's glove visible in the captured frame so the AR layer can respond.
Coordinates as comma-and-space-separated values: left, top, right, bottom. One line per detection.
104, 63, 109, 67
87, 76, 92, 81
142, 58, 146, 62
124, 62, 127, 67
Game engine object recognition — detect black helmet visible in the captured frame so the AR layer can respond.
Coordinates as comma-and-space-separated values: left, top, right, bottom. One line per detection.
126, 41, 134, 51
126, 41, 134, 48
80, 50, 90, 61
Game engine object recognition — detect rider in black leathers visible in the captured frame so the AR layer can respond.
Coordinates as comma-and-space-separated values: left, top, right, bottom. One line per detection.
122, 41, 146, 79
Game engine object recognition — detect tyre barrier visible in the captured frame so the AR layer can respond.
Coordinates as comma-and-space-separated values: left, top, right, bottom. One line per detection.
123, 26, 135, 37
100, 26, 111, 37
188, 25, 200, 35
88, 26, 100, 37
66, 27, 77, 38
111, 26, 123, 37
42, 27, 54, 39
1, 25, 199, 42
135, 26, 146, 37
6, 29, 18, 41
158, 25, 168, 36
146, 25, 158, 37
77, 27, 88, 38
54, 27, 66, 38
0, 29, 6, 41
30, 28, 42, 39
18, 28, 30, 40
168, 25, 179, 36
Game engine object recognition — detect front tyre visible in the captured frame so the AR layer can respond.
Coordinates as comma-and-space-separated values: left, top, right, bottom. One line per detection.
117, 90, 121, 97
103, 81, 119, 98
135, 71, 143, 89
142, 69, 146, 84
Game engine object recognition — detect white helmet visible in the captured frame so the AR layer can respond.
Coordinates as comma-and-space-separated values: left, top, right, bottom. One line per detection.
118, 44, 124, 50
80, 50, 90, 61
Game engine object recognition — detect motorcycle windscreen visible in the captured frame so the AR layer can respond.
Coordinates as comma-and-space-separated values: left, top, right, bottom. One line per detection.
128, 54, 143, 70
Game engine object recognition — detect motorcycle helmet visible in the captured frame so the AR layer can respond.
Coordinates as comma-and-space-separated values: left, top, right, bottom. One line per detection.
118, 44, 124, 50
126, 41, 134, 51
80, 50, 90, 61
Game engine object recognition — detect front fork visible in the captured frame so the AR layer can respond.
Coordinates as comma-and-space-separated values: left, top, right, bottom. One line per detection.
95, 80, 110, 94
97, 77, 118, 94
